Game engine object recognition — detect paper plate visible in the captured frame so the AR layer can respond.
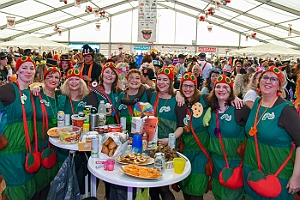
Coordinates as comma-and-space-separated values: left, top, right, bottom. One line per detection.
115, 157, 154, 166
119, 165, 161, 180
47, 127, 59, 138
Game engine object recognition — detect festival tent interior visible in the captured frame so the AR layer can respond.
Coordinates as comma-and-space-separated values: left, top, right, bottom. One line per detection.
0, 0, 299, 55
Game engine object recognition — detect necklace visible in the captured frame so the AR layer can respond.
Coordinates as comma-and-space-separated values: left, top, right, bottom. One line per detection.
69, 98, 81, 114
249, 96, 278, 136
45, 92, 57, 125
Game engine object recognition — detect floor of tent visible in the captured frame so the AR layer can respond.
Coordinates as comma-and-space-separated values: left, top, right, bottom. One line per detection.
96, 180, 215, 200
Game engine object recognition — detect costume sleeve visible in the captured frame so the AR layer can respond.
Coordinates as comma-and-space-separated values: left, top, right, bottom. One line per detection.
0, 84, 15, 106
175, 104, 187, 127
278, 104, 300, 147
86, 91, 98, 108
234, 105, 251, 127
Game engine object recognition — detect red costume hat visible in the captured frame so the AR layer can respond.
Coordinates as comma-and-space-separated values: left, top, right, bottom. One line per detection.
260, 66, 283, 84
66, 68, 82, 79
15, 56, 36, 72
157, 67, 174, 81
43, 67, 61, 79
214, 74, 233, 88
180, 72, 197, 88
102, 62, 117, 72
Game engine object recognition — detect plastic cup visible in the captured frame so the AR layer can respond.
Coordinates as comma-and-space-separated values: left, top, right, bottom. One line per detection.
173, 158, 186, 174
104, 159, 115, 171
132, 134, 142, 153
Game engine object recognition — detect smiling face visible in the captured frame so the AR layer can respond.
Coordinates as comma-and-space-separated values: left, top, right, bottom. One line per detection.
61, 61, 69, 71
259, 71, 280, 97
68, 77, 81, 91
17, 61, 35, 84
127, 72, 142, 90
156, 74, 171, 93
83, 55, 93, 63
44, 71, 60, 91
181, 80, 195, 100
102, 68, 117, 85
214, 83, 231, 102
211, 72, 219, 84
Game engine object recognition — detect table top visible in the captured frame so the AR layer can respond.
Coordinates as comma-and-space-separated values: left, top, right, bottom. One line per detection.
88, 153, 191, 188
49, 136, 78, 151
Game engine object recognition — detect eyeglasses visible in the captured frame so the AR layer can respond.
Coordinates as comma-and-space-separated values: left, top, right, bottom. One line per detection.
182, 84, 195, 89
211, 74, 219, 78
215, 85, 230, 91
261, 75, 278, 84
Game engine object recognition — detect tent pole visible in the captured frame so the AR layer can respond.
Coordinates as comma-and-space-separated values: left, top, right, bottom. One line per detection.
238, 33, 241, 49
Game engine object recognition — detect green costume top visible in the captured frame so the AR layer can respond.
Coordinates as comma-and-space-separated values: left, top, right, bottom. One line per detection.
149, 92, 185, 139
179, 95, 209, 196
244, 97, 294, 200
0, 83, 36, 199
118, 89, 149, 134
58, 94, 88, 115
207, 105, 249, 200
87, 89, 120, 125
33, 91, 59, 192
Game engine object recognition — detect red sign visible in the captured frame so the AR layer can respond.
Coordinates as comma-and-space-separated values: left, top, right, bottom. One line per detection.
198, 47, 216, 52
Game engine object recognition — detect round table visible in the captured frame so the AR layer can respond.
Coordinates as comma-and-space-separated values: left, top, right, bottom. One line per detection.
88, 153, 191, 200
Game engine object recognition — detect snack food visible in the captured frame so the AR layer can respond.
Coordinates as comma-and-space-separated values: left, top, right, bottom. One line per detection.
101, 137, 118, 157
58, 126, 81, 144
116, 153, 151, 165
147, 146, 178, 161
121, 164, 161, 179
47, 128, 59, 137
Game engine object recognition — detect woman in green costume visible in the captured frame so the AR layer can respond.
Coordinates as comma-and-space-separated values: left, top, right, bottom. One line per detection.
118, 69, 154, 135
207, 74, 250, 200
178, 72, 211, 200
31, 61, 61, 200
149, 67, 186, 200
243, 66, 300, 200
0, 56, 37, 200
87, 62, 121, 125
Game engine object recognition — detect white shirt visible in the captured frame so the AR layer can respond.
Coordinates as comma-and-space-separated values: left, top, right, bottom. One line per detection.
243, 89, 258, 102
198, 60, 212, 80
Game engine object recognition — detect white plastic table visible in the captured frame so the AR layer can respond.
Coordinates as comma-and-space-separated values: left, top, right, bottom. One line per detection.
49, 137, 89, 198
88, 153, 191, 200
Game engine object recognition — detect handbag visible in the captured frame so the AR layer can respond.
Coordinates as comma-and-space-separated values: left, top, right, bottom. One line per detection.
17, 84, 42, 174
215, 109, 244, 190
246, 131, 293, 198
38, 94, 57, 169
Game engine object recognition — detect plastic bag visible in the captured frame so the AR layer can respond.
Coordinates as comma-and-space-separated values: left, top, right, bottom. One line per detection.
98, 133, 127, 160
135, 188, 149, 200
47, 156, 80, 200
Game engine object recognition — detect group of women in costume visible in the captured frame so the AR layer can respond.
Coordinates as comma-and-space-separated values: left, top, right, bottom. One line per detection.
0, 55, 300, 200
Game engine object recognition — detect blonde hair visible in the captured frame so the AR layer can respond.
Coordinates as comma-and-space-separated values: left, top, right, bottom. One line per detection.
60, 78, 89, 100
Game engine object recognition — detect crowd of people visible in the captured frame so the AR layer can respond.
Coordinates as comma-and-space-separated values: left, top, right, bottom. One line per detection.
0, 43, 300, 200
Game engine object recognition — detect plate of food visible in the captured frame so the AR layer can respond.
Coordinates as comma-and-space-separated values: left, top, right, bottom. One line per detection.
119, 164, 161, 180
47, 127, 59, 138
115, 153, 154, 166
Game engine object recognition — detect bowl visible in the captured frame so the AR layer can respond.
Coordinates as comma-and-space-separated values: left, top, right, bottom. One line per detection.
58, 126, 82, 144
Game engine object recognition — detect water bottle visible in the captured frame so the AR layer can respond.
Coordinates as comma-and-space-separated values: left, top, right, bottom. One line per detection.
98, 100, 106, 126
132, 134, 142, 154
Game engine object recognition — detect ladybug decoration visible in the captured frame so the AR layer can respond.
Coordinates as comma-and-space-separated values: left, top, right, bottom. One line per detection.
63, 0, 67, 4
53, 25, 60, 32
288, 24, 292, 36
251, 32, 257, 39
199, 15, 205, 22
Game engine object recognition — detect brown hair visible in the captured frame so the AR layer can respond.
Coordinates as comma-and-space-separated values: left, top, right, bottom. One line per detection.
99, 67, 119, 92
179, 84, 200, 105
204, 70, 220, 91
207, 86, 235, 110
126, 69, 142, 80
33, 63, 46, 82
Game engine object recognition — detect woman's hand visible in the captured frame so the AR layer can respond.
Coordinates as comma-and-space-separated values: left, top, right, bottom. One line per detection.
175, 90, 185, 107
286, 175, 300, 194
157, 138, 168, 146
231, 96, 244, 109
31, 86, 40, 96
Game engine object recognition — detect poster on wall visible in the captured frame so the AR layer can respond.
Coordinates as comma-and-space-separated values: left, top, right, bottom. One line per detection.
137, 0, 157, 42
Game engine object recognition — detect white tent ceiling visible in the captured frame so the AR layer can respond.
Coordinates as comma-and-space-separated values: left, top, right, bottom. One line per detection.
0, 0, 300, 49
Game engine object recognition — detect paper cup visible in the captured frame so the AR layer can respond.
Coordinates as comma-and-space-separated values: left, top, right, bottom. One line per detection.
173, 158, 186, 174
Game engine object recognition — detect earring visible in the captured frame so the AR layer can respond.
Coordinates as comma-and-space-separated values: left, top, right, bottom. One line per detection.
257, 88, 261, 93
277, 90, 282, 96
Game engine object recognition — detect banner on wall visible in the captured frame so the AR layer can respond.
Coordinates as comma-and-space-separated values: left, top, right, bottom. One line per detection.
137, 0, 157, 42
134, 45, 151, 50
198, 47, 217, 52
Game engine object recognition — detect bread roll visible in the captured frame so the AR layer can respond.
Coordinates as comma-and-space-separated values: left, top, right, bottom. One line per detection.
108, 149, 114, 157
104, 138, 111, 146
108, 141, 117, 149
101, 145, 109, 154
